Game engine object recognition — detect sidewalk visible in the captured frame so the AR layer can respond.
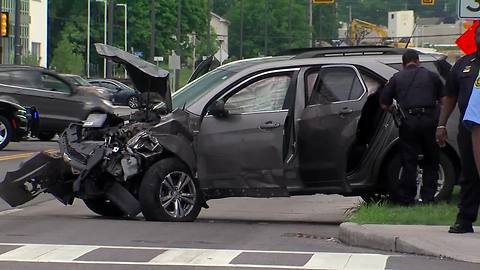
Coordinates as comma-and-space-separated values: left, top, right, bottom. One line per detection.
339, 222, 480, 263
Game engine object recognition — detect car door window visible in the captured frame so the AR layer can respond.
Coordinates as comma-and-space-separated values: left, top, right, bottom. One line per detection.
40, 73, 71, 94
101, 82, 119, 92
225, 74, 292, 114
309, 67, 364, 105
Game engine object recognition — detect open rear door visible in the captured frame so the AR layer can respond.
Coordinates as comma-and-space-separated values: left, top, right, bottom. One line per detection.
297, 65, 368, 189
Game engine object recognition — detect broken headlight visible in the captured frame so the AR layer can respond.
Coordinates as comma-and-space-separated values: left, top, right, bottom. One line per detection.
127, 131, 162, 157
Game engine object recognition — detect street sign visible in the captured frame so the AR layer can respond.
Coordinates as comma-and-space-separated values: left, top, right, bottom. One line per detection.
168, 54, 180, 70
421, 0, 435, 6
459, 0, 480, 19
312, 0, 334, 4
153, 56, 163, 62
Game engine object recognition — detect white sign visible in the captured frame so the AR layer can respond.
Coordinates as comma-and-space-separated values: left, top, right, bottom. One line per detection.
214, 48, 229, 64
459, 0, 480, 19
153, 56, 163, 62
168, 54, 180, 70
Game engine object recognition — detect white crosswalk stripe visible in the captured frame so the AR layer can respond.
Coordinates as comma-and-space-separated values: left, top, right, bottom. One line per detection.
0, 243, 390, 269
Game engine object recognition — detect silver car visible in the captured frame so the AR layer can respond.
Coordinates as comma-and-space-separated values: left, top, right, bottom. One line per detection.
0, 45, 461, 222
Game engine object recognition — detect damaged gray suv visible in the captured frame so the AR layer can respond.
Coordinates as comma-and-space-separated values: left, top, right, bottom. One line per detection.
0, 45, 460, 222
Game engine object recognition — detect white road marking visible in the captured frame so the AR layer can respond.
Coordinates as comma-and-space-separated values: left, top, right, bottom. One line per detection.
344, 254, 390, 270
0, 243, 390, 270
303, 253, 351, 269
0, 209, 22, 216
151, 249, 242, 265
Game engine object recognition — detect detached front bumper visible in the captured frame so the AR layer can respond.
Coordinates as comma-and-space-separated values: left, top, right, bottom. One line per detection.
0, 151, 74, 207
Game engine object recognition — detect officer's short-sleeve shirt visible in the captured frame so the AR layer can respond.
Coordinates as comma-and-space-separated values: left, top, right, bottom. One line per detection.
463, 83, 480, 130
445, 53, 479, 117
381, 66, 444, 109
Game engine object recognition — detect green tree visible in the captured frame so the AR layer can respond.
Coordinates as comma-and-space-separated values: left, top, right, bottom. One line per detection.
226, 0, 311, 58
50, 27, 85, 74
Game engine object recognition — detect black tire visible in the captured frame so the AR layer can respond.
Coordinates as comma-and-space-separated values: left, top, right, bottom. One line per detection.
139, 158, 201, 222
127, 96, 139, 109
37, 131, 56, 141
384, 151, 455, 202
0, 115, 12, 150
83, 197, 124, 217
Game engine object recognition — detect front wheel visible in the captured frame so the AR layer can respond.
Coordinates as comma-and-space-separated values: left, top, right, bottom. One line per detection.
0, 115, 12, 150
385, 151, 455, 202
139, 158, 202, 222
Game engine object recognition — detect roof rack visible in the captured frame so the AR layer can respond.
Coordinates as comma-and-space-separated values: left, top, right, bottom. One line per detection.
277, 46, 419, 59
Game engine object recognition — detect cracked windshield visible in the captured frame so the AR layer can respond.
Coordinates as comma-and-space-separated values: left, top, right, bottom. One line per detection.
0, 0, 480, 269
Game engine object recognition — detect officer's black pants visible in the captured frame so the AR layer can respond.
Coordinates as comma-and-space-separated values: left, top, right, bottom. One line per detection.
398, 114, 439, 203
456, 125, 480, 224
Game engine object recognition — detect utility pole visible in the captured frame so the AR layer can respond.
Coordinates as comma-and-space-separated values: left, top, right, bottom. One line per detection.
116, 3, 128, 78
308, 0, 312, 47
175, 0, 182, 90
149, 0, 156, 62
192, 32, 196, 70
107, 0, 114, 78
103, 0, 107, 77
239, 0, 244, 59
14, 0, 21, 64
348, 5, 352, 25
264, 0, 268, 56
87, 0, 91, 77
206, 0, 211, 56
288, 0, 292, 47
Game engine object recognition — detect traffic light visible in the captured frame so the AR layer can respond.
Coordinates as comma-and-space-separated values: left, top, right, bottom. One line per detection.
1, 12, 9, 37
421, 0, 435, 5
312, 0, 335, 4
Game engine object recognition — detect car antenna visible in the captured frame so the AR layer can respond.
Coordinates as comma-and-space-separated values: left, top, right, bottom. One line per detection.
404, 23, 417, 48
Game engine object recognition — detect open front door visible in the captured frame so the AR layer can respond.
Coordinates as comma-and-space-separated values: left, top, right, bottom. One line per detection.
197, 69, 298, 198
298, 65, 368, 189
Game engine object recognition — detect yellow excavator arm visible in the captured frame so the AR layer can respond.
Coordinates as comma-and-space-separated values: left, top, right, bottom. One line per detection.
350, 18, 388, 45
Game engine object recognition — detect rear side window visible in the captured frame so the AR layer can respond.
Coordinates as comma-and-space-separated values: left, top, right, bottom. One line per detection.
387, 60, 451, 83
0, 70, 39, 88
309, 67, 365, 105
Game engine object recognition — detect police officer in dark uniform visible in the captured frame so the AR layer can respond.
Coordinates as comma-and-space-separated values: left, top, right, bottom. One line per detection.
437, 26, 480, 234
381, 49, 444, 205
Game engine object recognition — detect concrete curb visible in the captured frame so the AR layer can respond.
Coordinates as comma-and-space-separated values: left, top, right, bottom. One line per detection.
339, 222, 459, 261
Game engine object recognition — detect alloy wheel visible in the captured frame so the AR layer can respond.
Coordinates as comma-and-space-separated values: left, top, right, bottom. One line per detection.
128, 97, 139, 109
159, 171, 196, 219
0, 121, 8, 145
398, 164, 445, 199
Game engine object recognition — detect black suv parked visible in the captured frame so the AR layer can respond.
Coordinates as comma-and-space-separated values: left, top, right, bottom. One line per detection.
0, 46, 461, 222
0, 99, 38, 150
0, 66, 114, 141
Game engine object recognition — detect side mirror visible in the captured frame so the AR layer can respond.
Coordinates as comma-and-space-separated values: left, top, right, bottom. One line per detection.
208, 100, 228, 118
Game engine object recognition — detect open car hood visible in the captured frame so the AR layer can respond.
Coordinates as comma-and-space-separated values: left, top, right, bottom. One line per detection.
95, 43, 172, 111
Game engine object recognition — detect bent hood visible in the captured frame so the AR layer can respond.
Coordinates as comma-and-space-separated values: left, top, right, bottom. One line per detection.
95, 43, 172, 110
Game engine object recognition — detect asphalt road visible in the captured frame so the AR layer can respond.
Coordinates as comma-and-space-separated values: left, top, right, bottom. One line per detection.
0, 115, 478, 269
